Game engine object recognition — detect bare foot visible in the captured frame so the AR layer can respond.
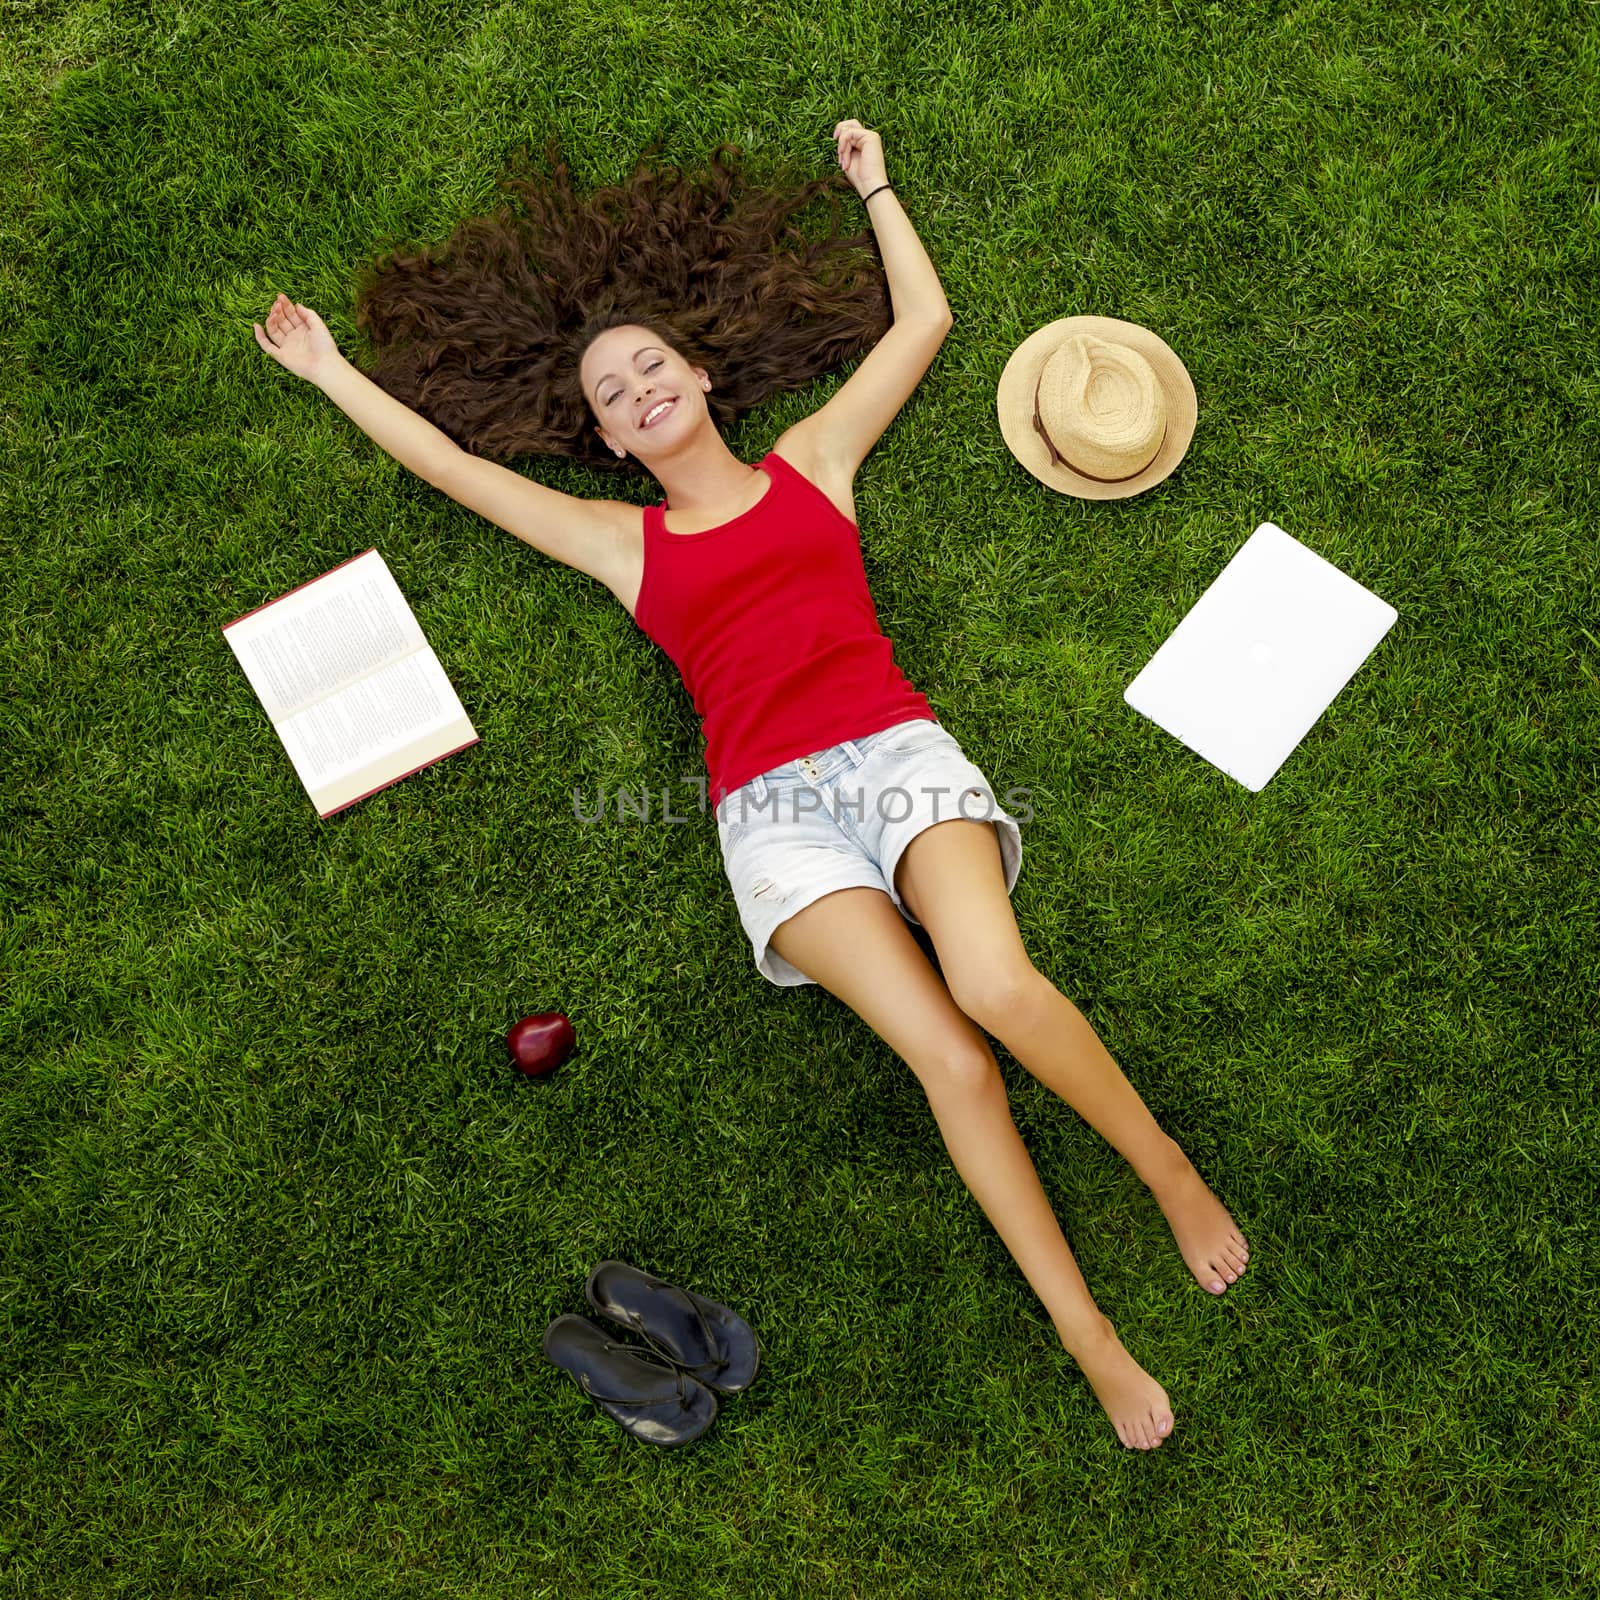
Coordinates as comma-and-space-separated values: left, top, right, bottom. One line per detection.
1151, 1155, 1250, 1295
1060, 1315, 1175, 1450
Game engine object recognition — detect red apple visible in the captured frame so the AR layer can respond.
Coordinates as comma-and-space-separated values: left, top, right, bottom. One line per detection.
506, 1012, 575, 1078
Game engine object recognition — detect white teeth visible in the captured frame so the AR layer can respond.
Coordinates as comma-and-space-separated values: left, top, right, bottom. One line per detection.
642, 399, 675, 426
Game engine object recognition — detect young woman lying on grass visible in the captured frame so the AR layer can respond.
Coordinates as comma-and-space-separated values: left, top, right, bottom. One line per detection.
252, 121, 1249, 1451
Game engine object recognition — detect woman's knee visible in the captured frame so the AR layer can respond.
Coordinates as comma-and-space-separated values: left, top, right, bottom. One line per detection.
906, 1026, 1005, 1102
944, 959, 1046, 1038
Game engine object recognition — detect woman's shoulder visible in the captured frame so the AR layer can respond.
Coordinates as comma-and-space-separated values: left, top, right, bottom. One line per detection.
768, 431, 858, 530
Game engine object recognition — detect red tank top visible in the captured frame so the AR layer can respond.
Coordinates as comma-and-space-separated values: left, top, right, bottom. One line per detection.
633, 449, 936, 810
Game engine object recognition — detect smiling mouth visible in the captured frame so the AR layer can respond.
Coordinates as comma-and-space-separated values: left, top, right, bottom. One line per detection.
640, 398, 677, 428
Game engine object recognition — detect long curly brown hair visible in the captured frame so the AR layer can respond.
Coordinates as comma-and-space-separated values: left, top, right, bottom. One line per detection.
349, 134, 892, 476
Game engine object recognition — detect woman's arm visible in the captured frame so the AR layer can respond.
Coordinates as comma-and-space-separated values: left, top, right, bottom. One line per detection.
312, 349, 462, 488
783, 126, 953, 481
254, 295, 462, 487
859, 187, 952, 324
253, 294, 634, 597
833, 119, 951, 323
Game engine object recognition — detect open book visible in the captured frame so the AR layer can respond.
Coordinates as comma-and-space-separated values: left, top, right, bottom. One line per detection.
222, 548, 479, 818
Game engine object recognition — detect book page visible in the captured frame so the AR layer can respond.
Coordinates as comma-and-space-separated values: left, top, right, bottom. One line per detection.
224, 550, 427, 722
277, 647, 467, 788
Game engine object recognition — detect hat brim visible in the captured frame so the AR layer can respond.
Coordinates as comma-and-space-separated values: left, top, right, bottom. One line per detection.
996, 315, 1197, 501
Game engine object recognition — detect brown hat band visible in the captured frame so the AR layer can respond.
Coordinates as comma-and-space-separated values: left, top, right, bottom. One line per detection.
1033, 388, 1167, 484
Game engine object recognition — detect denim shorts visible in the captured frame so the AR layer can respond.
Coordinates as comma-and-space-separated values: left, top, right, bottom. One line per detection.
713, 718, 1024, 988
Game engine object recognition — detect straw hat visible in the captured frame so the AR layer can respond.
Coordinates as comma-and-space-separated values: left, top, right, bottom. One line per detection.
996, 315, 1197, 500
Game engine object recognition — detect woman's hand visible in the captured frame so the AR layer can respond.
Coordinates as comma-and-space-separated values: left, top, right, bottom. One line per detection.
832, 119, 888, 199
253, 293, 339, 384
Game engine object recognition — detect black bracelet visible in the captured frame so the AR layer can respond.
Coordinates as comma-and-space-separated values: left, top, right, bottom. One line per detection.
861, 183, 893, 204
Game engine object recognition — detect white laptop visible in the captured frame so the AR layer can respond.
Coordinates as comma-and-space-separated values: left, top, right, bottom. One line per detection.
1124, 522, 1398, 791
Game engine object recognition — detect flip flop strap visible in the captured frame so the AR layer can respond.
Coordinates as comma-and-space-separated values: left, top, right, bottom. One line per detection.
652, 1281, 729, 1373
613, 1289, 729, 1376
577, 1340, 690, 1408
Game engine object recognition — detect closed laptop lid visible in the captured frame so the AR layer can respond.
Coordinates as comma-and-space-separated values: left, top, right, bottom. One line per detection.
1124, 522, 1398, 791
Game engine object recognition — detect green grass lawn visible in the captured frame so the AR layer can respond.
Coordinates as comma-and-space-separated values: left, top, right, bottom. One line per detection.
4, 0, 1597, 1594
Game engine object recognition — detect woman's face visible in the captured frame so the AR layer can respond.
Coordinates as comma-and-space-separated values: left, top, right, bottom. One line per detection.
581, 325, 709, 458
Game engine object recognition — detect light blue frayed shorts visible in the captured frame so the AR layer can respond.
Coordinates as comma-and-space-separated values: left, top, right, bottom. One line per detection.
713, 718, 1024, 988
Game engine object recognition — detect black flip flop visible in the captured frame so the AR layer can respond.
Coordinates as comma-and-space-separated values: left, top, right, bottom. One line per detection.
541, 1314, 718, 1447
585, 1260, 761, 1394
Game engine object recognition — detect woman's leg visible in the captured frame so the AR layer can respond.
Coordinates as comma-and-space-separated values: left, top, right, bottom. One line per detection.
893, 819, 1250, 1297
767, 884, 1175, 1450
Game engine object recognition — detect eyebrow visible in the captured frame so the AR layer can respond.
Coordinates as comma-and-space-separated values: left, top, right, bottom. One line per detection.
595, 347, 663, 402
